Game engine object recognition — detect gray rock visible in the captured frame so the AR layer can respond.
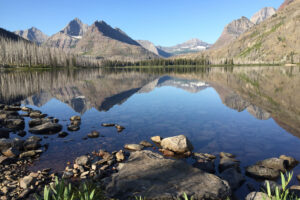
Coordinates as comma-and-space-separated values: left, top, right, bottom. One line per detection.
70, 116, 81, 121
0, 139, 13, 152
62, 171, 74, 179
256, 158, 287, 172
160, 135, 193, 154
245, 192, 267, 200
220, 168, 245, 190
124, 144, 144, 151
4, 119, 25, 130
151, 136, 162, 143
140, 140, 153, 147
0, 128, 10, 138
29, 122, 62, 134
28, 118, 51, 127
246, 165, 280, 179
116, 150, 125, 162
23, 136, 41, 150
75, 155, 90, 166
105, 150, 231, 199
19, 150, 43, 158
19, 176, 33, 189
29, 111, 47, 118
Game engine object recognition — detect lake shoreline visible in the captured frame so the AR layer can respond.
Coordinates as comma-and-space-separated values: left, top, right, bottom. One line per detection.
1, 103, 300, 199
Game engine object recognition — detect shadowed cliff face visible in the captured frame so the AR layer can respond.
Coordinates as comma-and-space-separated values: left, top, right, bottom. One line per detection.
1, 66, 300, 138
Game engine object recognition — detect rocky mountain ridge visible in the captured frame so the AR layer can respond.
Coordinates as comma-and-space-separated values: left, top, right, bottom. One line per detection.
14, 27, 48, 44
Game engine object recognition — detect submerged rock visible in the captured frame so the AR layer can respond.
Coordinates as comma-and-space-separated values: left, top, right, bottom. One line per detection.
58, 131, 68, 138
29, 122, 62, 134
105, 150, 231, 199
193, 159, 215, 173
220, 168, 245, 190
68, 125, 80, 131
160, 135, 193, 154
87, 131, 100, 138
219, 157, 240, 172
101, 123, 115, 127
220, 152, 236, 158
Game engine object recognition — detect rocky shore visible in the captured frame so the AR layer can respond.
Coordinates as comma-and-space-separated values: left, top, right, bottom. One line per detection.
1, 103, 300, 199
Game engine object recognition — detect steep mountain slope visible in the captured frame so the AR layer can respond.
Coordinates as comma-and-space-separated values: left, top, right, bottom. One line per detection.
137, 40, 171, 57
251, 7, 277, 25
73, 20, 158, 61
14, 27, 48, 44
158, 38, 211, 55
181, 0, 300, 64
211, 17, 254, 49
0, 28, 28, 41
44, 18, 88, 50
278, 0, 295, 10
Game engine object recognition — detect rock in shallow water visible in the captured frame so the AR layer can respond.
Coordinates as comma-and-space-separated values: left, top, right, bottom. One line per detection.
246, 165, 280, 179
160, 135, 193, 154
124, 144, 144, 151
105, 150, 231, 200
151, 136, 162, 143
220, 168, 245, 190
29, 122, 62, 134
256, 158, 287, 172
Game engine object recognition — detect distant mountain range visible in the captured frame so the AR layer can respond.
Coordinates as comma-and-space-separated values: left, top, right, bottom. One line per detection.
13, 19, 211, 59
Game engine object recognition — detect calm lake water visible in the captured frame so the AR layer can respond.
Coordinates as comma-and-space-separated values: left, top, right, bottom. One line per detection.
1, 66, 300, 198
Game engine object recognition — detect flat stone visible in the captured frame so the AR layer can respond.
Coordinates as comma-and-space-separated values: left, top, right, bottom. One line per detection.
246, 165, 280, 179
28, 118, 51, 127
193, 152, 216, 160
29, 112, 47, 118
101, 123, 115, 127
124, 144, 144, 151
19, 150, 42, 158
105, 150, 231, 199
140, 140, 153, 147
29, 122, 62, 134
161, 135, 193, 154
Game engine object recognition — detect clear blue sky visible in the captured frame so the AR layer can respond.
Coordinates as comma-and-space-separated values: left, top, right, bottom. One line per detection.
0, 0, 283, 46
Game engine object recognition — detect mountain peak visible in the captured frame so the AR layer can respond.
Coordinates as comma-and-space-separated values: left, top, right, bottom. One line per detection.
14, 27, 48, 44
251, 7, 276, 24
60, 18, 88, 36
90, 20, 140, 46
278, 0, 295, 11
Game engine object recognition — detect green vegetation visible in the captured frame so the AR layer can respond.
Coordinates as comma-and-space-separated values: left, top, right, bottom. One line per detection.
239, 42, 262, 57
263, 172, 300, 200
239, 73, 260, 88
34, 177, 104, 200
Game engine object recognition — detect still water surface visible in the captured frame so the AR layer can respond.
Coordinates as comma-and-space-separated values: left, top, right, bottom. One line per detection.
1, 66, 300, 198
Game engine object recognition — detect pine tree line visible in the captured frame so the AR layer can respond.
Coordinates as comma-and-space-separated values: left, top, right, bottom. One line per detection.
0, 38, 102, 68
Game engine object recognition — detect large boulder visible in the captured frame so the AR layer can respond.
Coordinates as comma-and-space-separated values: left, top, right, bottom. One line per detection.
28, 118, 51, 127
105, 150, 231, 199
160, 135, 193, 154
29, 122, 62, 134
